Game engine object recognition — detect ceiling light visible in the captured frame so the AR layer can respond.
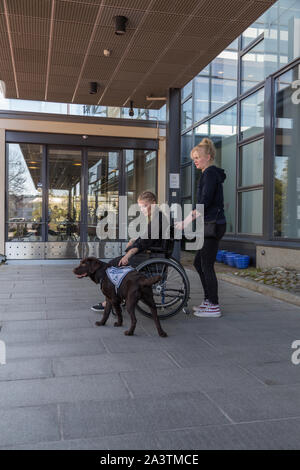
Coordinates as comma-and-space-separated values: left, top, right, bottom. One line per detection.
89, 82, 98, 94
146, 96, 167, 101
114, 16, 128, 35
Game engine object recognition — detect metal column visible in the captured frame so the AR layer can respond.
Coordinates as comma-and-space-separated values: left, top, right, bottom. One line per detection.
166, 88, 181, 261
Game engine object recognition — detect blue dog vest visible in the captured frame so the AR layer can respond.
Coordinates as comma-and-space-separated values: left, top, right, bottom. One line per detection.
106, 266, 135, 294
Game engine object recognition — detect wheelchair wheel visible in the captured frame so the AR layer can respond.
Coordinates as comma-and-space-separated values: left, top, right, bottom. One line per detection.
136, 257, 190, 319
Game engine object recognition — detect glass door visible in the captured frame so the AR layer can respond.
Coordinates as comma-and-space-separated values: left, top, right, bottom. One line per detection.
7, 143, 44, 241
86, 150, 120, 241
47, 148, 82, 241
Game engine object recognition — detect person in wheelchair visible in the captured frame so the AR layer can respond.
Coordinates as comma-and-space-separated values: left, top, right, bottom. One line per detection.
91, 191, 169, 312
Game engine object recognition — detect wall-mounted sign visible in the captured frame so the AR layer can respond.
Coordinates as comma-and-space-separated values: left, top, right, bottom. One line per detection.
169, 173, 180, 189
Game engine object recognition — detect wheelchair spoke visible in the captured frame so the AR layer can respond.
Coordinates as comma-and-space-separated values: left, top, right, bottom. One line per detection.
136, 257, 190, 319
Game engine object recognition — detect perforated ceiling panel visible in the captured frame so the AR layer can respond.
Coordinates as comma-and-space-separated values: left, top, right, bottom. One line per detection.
0, 0, 277, 108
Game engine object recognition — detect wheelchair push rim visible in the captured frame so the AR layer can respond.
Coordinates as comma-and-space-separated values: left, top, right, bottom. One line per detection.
136, 257, 190, 319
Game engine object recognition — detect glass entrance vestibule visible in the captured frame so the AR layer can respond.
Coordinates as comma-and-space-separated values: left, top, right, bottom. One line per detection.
5, 133, 158, 259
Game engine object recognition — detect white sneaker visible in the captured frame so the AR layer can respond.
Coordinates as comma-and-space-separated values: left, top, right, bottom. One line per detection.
193, 304, 222, 317
192, 300, 210, 311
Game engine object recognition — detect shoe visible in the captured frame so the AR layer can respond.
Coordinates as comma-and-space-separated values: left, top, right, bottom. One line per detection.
193, 300, 210, 311
91, 303, 105, 312
193, 304, 222, 317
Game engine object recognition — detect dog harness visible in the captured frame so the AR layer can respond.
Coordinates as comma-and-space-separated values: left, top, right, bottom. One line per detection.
106, 266, 135, 294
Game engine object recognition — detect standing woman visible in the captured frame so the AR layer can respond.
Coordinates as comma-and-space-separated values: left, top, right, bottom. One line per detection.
178, 138, 226, 317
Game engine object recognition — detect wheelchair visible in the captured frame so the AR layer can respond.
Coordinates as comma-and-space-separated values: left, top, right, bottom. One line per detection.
135, 239, 190, 320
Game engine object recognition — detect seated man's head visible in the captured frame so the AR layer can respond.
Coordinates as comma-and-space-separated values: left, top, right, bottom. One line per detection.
137, 191, 157, 217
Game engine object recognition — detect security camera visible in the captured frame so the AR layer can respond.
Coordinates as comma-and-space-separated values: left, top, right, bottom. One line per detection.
129, 100, 134, 117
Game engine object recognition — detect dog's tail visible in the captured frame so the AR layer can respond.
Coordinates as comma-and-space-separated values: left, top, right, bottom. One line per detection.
139, 275, 161, 287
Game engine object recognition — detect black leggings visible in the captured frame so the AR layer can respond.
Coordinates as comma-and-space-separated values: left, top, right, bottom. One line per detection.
193, 223, 226, 305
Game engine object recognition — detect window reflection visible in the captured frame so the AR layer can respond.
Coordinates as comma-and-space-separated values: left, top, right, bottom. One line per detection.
194, 106, 237, 233
239, 190, 263, 235
242, 14, 266, 49
194, 76, 209, 123
239, 139, 264, 187
181, 131, 193, 164
241, 40, 265, 93
211, 47, 238, 112
7, 144, 43, 241
87, 151, 119, 241
181, 98, 192, 130
48, 149, 81, 241
241, 88, 264, 140
125, 149, 157, 226
274, 65, 300, 238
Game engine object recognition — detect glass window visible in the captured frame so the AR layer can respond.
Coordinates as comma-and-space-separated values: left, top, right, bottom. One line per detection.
7, 144, 43, 241
193, 105, 237, 233
194, 122, 210, 145
211, 106, 237, 233
181, 98, 192, 130
239, 139, 264, 187
274, 64, 300, 238
241, 88, 264, 140
0, 98, 163, 121
87, 150, 119, 241
181, 79, 193, 100
181, 165, 192, 198
242, 15, 266, 49
211, 47, 238, 112
239, 189, 263, 235
47, 148, 82, 242
125, 150, 157, 221
181, 131, 193, 164
264, 0, 300, 75
194, 76, 210, 123
241, 40, 265, 93
211, 78, 237, 113
198, 64, 210, 75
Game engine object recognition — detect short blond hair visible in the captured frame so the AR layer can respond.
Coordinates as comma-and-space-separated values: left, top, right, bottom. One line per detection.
191, 137, 216, 161
137, 191, 157, 204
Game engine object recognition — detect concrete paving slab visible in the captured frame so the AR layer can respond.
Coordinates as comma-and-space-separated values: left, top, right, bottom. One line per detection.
0, 405, 60, 448
60, 393, 229, 441
53, 350, 178, 377
0, 358, 53, 381
0, 373, 130, 408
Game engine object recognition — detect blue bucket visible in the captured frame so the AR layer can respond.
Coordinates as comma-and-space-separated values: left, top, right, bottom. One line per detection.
227, 254, 237, 267
235, 255, 250, 269
224, 252, 236, 265
216, 250, 225, 262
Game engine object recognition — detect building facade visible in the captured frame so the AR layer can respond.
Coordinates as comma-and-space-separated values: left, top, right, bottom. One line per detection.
0, 113, 166, 260
180, 0, 300, 268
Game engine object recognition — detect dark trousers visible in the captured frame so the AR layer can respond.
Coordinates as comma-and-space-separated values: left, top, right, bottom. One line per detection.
193, 223, 226, 305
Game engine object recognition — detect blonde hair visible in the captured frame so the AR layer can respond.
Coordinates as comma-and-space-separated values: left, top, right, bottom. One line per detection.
191, 138, 216, 161
137, 191, 157, 204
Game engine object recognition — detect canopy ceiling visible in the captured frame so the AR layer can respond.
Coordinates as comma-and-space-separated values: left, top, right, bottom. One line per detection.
0, 0, 276, 109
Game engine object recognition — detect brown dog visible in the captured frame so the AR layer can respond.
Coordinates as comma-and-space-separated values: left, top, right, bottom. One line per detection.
73, 257, 167, 337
